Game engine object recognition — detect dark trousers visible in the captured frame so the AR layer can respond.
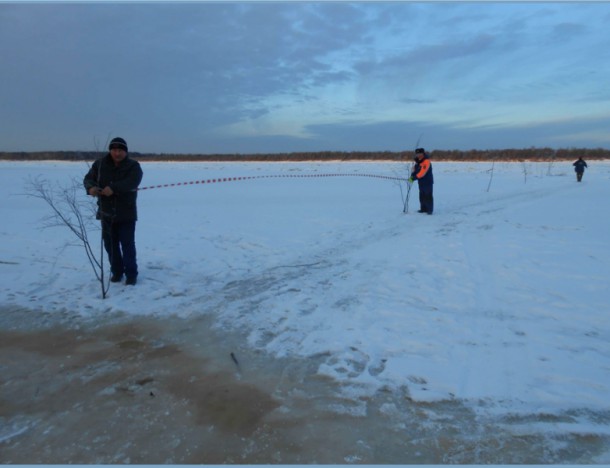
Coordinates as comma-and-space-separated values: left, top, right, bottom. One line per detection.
419, 186, 434, 214
101, 218, 138, 279
576, 172, 583, 182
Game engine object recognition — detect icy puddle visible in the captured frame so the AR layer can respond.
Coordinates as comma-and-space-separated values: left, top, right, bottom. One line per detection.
1, 307, 608, 464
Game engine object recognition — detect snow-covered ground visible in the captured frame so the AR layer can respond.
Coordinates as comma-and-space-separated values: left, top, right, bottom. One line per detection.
1, 159, 609, 453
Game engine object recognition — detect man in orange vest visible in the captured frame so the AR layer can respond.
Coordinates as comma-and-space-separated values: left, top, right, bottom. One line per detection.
408, 148, 434, 215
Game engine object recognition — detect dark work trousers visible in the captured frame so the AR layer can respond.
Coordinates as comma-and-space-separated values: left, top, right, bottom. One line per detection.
419, 186, 434, 214
101, 218, 138, 279
576, 172, 584, 182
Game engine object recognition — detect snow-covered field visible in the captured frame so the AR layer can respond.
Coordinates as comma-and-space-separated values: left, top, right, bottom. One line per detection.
1, 159, 609, 459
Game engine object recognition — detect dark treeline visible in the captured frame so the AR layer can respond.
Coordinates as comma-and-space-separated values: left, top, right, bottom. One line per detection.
1, 147, 609, 162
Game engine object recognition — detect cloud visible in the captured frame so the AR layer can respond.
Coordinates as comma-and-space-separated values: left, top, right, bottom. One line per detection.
297, 112, 610, 153
550, 22, 587, 40
1, 2, 610, 153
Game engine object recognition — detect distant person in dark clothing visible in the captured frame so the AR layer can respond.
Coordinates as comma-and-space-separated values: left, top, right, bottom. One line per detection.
573, 157, 588, 182
409, 148, 434, 214
84, 137, 143, 285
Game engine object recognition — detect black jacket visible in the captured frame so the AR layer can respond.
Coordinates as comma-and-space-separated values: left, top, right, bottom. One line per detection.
573, 159, 587, 173
83, 154, 143, 222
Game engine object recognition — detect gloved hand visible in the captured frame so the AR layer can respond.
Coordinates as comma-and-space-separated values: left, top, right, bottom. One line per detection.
408, 177, 414, 183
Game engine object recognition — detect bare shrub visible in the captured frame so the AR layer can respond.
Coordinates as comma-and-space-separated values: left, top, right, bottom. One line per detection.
26, 176, 110, 299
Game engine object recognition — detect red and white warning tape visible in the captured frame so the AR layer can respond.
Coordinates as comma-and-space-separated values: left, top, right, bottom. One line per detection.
138, 173, 405, 191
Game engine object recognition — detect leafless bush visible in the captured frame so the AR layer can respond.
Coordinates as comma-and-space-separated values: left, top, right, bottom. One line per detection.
26, 176, 110, 299
486, 160, 496, 193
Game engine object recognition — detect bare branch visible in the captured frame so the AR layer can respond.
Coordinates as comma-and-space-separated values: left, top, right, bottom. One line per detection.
24, 176, 109, 298
486, 160, 496, 193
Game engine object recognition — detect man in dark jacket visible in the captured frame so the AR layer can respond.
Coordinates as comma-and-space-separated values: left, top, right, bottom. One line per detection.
573, 157, 588, 182
84, 137, 143, 285
409, 148, 434, 214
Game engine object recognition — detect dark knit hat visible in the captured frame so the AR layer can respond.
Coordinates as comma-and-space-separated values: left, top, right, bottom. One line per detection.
109, 137, 128, 152
415, 147, 425, 154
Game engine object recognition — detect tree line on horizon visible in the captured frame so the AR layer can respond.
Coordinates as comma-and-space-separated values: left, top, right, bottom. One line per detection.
1, 147, 608, 162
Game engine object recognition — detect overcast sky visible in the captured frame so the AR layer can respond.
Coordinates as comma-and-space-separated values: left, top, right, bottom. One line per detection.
2, 1, 610, 154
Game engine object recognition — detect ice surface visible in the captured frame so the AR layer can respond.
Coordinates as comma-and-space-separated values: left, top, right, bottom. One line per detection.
1, 159, 609, 435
